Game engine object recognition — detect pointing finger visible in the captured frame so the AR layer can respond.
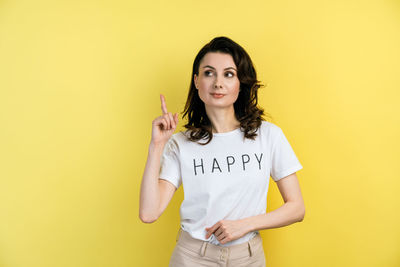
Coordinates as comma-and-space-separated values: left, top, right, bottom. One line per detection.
160, 94, 168, 114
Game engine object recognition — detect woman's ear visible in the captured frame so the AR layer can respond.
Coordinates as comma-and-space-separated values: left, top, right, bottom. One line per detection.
194, 74, 198, 89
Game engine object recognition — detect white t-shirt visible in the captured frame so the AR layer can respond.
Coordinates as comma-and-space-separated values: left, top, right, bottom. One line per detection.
159, 120, 303, 247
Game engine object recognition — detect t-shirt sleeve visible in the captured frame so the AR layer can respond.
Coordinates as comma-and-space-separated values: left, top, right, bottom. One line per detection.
270, 127, 303, 182
159, 136, 182, 189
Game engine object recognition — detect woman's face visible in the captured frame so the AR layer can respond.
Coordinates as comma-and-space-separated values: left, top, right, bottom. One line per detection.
194, 52, 240, 110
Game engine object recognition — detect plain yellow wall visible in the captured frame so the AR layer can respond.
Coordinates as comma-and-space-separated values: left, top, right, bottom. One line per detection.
0, 0, 399, 266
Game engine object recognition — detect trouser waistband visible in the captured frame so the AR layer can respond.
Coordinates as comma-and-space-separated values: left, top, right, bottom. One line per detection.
175, 228, 262, 261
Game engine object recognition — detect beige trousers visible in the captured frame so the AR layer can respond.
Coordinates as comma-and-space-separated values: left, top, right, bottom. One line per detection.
169, 228, 266, 267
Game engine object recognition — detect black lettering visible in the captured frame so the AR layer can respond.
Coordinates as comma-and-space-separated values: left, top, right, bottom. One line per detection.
241, 154, 250, 171
226, 156, 235, 172
254, 153, 263, 170
211, 158, 222, 173
193, 158, 204, 175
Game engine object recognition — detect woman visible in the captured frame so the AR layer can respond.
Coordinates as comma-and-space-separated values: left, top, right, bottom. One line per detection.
139, 36, 305, 267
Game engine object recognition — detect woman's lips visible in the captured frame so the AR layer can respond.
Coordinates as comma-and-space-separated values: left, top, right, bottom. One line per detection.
211, 93, 225, 98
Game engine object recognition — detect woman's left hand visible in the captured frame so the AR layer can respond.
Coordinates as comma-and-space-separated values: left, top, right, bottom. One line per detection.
205, 219, 251, 245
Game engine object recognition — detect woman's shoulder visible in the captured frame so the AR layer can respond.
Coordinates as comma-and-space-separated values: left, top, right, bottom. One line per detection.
260, 120, 281, 132
166, 131, 190, 145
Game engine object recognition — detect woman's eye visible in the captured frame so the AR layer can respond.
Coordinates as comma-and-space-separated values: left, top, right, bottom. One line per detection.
204, 71, 234, 77
226, 72, 234, 77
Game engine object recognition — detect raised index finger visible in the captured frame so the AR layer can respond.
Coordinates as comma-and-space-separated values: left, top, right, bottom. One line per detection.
160, 94, 168, 114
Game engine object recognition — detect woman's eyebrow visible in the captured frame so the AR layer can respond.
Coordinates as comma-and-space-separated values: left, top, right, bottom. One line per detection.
202, 65, 237, 71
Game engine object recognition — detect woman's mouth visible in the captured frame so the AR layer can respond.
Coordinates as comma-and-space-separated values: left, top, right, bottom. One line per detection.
211, 93, 225, 98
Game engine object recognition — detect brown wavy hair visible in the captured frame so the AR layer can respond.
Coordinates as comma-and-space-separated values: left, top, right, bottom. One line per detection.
181, 36, 272, 145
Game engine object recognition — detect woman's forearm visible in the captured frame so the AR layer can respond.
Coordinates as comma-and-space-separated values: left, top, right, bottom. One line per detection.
244, 202, 305, 232
139, 141, 166, 223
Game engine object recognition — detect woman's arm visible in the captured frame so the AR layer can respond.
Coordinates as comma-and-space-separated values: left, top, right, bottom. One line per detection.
244, 172, 305, 232
139, 141, 178, 223
205, 172, 305, 244
139, 94, 179, 223
139, 141, 166, 223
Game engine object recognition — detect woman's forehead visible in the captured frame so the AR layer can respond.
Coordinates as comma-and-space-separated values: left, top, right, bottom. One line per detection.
200, 52, 236, 69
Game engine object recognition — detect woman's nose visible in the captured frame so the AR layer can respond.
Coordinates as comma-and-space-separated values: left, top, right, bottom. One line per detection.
214, 76, 223, 88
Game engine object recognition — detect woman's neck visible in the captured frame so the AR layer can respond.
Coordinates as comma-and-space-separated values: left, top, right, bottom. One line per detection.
205, 105, 240, 134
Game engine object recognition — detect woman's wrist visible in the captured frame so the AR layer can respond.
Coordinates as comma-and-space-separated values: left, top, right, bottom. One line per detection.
149, 140, 166, 150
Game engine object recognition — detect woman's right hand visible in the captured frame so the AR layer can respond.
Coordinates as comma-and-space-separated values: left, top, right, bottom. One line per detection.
151, 94, 179, 145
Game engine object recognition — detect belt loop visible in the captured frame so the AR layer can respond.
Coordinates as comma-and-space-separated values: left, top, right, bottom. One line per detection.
248, 241, 253, 257
175, 228, 182, 242
200, 241, 207, 257
248, 232, 259, 257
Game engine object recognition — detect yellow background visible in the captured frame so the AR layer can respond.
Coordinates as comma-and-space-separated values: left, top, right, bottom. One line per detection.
0, 0, 399, 266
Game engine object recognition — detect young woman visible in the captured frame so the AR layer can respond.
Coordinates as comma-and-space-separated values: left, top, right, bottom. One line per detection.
139, 36, 305, 267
